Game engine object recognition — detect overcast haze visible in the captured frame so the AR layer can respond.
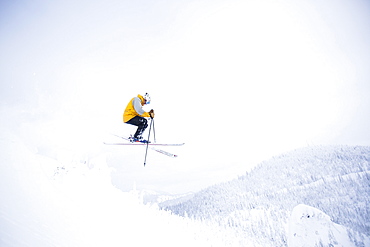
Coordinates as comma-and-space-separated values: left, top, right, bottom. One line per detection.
1, 0, 370, 193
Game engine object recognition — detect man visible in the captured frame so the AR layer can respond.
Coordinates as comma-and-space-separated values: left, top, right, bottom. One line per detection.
123, 93, 154, 143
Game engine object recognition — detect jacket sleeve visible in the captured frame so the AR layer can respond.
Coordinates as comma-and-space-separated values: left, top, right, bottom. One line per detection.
133, 97, 150, 117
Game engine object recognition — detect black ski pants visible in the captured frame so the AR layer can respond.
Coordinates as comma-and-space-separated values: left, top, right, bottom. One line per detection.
125, 116, 148, 138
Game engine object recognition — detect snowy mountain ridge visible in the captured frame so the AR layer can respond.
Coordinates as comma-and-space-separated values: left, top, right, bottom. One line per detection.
161, 145, 370, 246
140, 189, 194, 205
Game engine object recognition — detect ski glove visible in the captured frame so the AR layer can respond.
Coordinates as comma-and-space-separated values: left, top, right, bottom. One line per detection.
149, 109, 155, 119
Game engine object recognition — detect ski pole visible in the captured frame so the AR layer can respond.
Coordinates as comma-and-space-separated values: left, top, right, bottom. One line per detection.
152, 118, 156, 143
143, 118, 153, 167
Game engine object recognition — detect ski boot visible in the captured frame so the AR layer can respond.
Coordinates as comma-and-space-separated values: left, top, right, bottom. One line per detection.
129, 136, 150, 144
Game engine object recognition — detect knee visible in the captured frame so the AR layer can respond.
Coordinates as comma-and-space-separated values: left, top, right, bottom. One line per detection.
140, 118, 148, 127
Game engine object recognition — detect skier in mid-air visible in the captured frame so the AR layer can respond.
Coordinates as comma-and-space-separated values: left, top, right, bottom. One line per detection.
123, 93, 154, 143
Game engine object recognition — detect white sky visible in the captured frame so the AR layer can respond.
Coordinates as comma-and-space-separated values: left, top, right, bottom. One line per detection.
1, 0, 370, 193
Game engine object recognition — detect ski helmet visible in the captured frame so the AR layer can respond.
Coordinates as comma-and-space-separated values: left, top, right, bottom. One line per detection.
143, 93, 151, 104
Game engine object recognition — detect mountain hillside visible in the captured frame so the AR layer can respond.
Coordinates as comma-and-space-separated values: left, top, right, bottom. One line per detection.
161, 145, 370, 246
0, 131, 250, 246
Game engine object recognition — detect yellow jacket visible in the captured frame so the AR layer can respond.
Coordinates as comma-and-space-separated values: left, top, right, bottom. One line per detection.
123, 94, 150, 122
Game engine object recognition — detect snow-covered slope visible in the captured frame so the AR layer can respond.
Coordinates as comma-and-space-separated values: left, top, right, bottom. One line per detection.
1, 104, 369, 246
0, 130, 248, 246
288, 204, 369, 247
139, 189, 194, 205
161, 146, 370, 246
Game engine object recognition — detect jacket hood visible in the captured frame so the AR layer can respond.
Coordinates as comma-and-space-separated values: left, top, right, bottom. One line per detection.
137, 94, 145, 103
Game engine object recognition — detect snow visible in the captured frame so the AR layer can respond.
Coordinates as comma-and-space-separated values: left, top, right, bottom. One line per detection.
162, 146, 370, 246
0, 131, 244, 246
288, 204, 354, 247
1, 0, 370, 244
1, 109, 369, 246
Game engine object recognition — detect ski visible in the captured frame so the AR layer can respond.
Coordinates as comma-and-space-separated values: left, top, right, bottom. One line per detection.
104, 142, 184, 146
151, 147, 178, 158
105, 134, 183, 158
109, 134, 184, 146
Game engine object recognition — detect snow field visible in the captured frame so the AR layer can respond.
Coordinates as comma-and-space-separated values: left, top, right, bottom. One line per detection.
0, 132, 250, 246
288, 204, 355, 247
1, 115, 369, 246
